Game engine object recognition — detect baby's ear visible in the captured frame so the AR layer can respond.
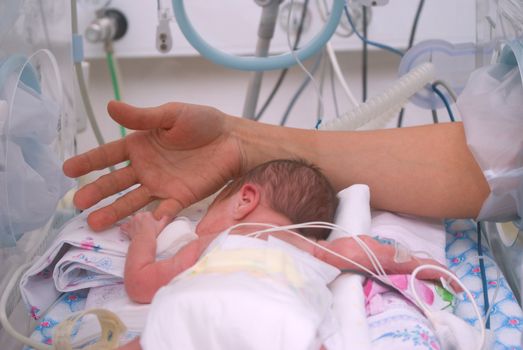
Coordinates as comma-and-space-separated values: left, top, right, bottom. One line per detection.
233, 183, 260, 220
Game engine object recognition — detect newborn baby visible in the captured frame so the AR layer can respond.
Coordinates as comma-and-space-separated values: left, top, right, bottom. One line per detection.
118, 159, 453, 350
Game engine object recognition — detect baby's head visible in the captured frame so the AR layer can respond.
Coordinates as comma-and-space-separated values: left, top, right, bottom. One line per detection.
196, 159, 338, 239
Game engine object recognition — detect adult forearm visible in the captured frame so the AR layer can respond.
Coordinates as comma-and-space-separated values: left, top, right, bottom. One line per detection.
231, 118, 488, 219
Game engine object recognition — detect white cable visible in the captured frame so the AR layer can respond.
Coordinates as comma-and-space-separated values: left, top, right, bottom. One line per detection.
325, 42, 359, 108
317, 49, 328, 119
241, 221, 386, 276
287, 0, 326, 120
229, 222, 383, 276
410, 264, 486, 350
225, 221, 392, 284
231, 220, 486, 346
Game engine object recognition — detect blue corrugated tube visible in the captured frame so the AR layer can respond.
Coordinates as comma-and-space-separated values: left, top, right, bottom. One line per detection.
171, 0, 345, 71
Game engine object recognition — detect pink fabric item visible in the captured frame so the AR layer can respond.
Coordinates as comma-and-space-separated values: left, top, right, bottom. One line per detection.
363, 275, 435, 315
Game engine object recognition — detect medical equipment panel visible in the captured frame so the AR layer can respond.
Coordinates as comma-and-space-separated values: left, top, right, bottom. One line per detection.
76, 0, 476, 59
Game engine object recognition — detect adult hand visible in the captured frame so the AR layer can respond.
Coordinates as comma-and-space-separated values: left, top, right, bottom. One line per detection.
63, 101, 243, 231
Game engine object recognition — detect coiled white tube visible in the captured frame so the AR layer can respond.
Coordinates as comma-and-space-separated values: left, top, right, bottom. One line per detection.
320, 62, 435, 131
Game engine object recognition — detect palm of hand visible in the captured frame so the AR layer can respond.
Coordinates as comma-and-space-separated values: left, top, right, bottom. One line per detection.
64, 102, 242, 231
127, 122, 239, 214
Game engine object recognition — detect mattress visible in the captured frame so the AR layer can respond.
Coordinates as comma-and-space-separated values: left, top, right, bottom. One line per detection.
446, 219, 523, 350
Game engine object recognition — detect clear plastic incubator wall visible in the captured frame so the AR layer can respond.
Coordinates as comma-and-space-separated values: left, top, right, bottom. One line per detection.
0, 0, 77, 341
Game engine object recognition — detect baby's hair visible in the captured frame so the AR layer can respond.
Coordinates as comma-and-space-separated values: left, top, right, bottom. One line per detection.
217, 159, 338, 239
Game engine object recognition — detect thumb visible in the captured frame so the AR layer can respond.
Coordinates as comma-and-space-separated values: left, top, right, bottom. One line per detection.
107, 100, 181, 131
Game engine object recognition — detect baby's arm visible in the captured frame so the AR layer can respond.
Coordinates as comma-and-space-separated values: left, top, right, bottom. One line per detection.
122, 212, 217, 303
313, 235, 461, 291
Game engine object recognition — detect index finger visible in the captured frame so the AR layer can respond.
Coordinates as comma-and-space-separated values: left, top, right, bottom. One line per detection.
87, 185, 152, 231
63, 139, 128, 178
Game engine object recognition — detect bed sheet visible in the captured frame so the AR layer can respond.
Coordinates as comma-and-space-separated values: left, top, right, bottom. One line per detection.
446, 219, 523, 350
23, 218, 523, 350
22, 289, 139, 349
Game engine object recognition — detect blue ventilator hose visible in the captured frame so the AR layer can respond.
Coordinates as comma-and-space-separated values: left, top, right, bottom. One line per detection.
171, 0, 345, 71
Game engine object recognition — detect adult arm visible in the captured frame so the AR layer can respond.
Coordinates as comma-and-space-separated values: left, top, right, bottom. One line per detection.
64, 101, 488, 231
236, 118, 489, 219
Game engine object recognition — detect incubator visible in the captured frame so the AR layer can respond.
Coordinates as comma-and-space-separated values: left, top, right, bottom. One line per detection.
0, 0, 76, 322
0, 0, 522, 349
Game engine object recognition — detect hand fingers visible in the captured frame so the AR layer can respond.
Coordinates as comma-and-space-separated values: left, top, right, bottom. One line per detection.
153, 198, 186, 221
107, 100, 181, 131
73, 166, 138, 210
63, 139, 128, 178
87, 186, 152, 231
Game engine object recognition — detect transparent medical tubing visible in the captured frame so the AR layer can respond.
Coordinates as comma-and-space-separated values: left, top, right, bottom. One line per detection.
325, 42, 359, 108
53, 308, 126, 350
320, 62, 435, 131
0, 263, 52, 350
410, 265, 486, 350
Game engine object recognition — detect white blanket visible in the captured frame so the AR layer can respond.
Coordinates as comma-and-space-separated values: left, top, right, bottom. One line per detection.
141, 234, 340, 350
21, 185, 450, 349
20, 212, 196, 320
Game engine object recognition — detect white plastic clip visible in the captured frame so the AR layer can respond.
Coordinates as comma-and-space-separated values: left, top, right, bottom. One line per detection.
156, 7, 173, 53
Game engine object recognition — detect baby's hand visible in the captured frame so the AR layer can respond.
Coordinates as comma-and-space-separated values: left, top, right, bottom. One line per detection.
120, 212, 170, 240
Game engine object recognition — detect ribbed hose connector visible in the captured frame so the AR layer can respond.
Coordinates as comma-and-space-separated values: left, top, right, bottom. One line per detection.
320, 62, 435, 131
